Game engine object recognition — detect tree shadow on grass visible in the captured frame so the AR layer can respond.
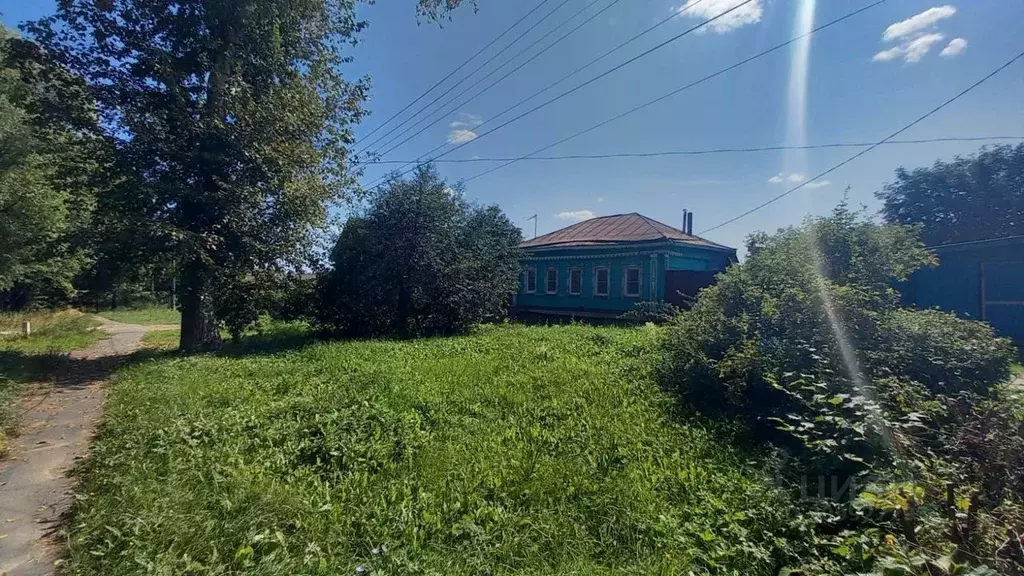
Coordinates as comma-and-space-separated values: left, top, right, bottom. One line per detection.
0, 349, 139, 392
217, 323, 318, 358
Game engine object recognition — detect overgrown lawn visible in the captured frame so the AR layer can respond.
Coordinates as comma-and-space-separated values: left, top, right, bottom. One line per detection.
68, 324, 807, 575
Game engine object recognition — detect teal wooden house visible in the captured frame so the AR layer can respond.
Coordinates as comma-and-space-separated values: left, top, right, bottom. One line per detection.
514, 213, 736, 318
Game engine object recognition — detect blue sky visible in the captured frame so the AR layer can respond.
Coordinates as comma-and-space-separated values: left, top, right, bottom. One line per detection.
4, 0, 1023, 253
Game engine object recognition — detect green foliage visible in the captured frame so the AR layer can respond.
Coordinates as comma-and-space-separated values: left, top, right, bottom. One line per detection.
878, 144, 1024, 245
26, 0, 370, 350
660, 203, 1021, 574
618, 301, 682, 324
317, 165, 522, 338
870, 309, 1014, 396
66, 324, 815, 575
0, 27, 95, 309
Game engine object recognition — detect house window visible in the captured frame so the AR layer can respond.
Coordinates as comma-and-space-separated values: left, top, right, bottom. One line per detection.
524, 267, 536, 293
545, 267, 558, 294
568, 267, 582, 295
624, 266, 641, 297
594, 266, 610, 296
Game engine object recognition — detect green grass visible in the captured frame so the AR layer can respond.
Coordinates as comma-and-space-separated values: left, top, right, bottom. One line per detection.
97, 306, 180, 326
1012, 363, 1023, 376
140, 329, 180, 351
68, 324, 808, 575
1, 310, 102, 456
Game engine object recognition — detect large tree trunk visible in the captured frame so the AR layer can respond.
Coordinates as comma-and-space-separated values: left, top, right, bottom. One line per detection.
179, 261, 222, 352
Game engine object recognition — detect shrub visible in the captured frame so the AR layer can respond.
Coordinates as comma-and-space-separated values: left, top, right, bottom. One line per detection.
315, 165, 522, 338
660, 203, 1020, 574
618, 301, 681, 324
869, 308, 1015, 396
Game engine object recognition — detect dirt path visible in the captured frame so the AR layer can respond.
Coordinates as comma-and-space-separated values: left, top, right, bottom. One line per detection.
0, 318, 174, 576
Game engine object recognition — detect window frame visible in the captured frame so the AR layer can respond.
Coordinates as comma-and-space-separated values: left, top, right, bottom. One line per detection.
568, 267, 583, 296
593, 265, 610, 297
624, 265, 642, 297
545, 267, 559, 295
524, 266, 537, 294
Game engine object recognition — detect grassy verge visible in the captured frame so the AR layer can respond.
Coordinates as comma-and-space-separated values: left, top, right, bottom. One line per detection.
1, 310, 101, 456
140, 329, 180, 351
97, 306, 180, 326
68, 324, 807, 575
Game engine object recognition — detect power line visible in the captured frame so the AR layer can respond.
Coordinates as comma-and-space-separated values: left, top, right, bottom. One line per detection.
362, 0, 755, 191
356, 0, 577, 155
461, 0, 888, 184
361, 137, 1024, 164
356, 0, 556, 146
369, 0, 710, 179
699, 49, 1024, 235
372, 0, 629, 158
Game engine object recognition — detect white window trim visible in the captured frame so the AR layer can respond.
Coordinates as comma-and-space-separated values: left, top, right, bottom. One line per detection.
624, 265, 642, 297
524, 266, 536, 294
545, 267, 559, 295
593, 265, 610, 297
568, 267, 583, 296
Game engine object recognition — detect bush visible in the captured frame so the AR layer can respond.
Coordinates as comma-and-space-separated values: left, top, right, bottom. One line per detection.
316, 165, 522, 338
618, 301, 681, 324
869, 308, 1014, 396
660, 203, 1021, 574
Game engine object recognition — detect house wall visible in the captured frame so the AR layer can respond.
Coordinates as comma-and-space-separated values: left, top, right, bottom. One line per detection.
517, 243, 731, 314
901, 238, 1024, 342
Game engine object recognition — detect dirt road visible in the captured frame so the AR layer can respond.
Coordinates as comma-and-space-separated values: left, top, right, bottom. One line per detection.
0, 318, 174, 576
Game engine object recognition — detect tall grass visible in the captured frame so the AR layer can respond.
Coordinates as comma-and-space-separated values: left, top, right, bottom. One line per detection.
68, 324, 811, 575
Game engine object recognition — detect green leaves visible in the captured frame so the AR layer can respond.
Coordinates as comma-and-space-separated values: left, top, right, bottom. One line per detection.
878, 144, 1024, 245
316, 165, 522, 338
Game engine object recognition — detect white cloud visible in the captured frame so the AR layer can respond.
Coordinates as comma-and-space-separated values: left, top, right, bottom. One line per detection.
555, 210, 595, 222
882, 6, 956, 42
903, 33, 945, 63
674, 0, 763, 34
447, 129, 478, 144
873, 32, 945, 64
872, 46, 903, 62
805, 180, 831, 188
940, 37, 968, 57
448, 113, 482, 144
597, 197, 605, 203
769, 172, 807, 184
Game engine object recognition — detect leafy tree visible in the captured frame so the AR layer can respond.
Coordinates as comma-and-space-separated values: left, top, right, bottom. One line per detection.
317, 165, 522, 338
877, 144, 1024, 245
25, 0, 371, 350
0, 26, 95, 309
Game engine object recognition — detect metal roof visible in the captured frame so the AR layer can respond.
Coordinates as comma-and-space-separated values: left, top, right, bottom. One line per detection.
520, 213, 733, 250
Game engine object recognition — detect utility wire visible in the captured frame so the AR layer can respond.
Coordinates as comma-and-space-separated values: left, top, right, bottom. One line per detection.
356, 0, 556, 147
357, 0, 577, 155
373, 0, 629, 158
699, 49, 1024, 235
363, 0, 755, 191
371, 0, 710, 178
461, 0, 888, 184
362, 137, 1024, 164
